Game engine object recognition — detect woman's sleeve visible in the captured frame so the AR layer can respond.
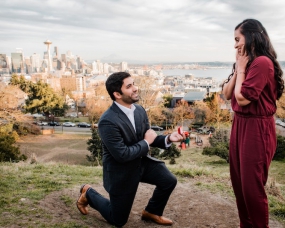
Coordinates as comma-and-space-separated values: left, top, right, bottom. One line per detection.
241, 57, 270, 101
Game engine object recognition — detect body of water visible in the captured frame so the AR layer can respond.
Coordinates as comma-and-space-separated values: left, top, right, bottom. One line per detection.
162, 68, 233, 82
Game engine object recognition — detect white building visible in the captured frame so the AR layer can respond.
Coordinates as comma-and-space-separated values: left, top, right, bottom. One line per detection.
30, 53, 41, 73
120, 61, 128, 71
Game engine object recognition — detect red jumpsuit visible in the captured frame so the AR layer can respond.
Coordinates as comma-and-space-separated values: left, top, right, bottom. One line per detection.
230, 56, 277, 228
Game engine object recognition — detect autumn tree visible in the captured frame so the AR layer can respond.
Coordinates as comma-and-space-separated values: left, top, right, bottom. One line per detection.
204, 92, 231, 128
170, 100, 194, 129
85, 84, 112, 123
276, 93, 285, 120
193, 100, 211, 125
135, 76, 165, 126
0, 83, 22, 110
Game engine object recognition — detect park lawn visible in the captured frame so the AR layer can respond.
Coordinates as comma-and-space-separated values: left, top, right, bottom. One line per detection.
0, 134, 284, 226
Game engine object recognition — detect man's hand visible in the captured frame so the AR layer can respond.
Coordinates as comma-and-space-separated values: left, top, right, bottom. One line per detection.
144, 129, 157, 145
169, 132, 185, 143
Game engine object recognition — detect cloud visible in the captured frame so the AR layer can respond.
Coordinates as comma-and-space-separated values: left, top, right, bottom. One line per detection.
0, 0, 285, 62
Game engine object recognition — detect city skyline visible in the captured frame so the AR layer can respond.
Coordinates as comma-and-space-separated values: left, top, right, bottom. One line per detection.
1, 0, 285, 63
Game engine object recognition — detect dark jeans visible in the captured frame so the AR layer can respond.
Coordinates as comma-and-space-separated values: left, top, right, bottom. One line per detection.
86, 158, 177, 227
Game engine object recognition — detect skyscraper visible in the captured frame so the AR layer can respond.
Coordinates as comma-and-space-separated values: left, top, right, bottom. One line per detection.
11, 52, 24, 73
0, 54, 7, 68
120, 61, 128, 71
30, 53, 41, 73
0, 54, 8, 74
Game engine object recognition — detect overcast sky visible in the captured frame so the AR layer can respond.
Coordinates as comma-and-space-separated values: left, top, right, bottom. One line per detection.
1, 0, 285, 63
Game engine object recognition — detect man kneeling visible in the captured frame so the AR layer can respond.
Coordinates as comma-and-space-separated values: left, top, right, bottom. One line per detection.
76, 72, 184, 227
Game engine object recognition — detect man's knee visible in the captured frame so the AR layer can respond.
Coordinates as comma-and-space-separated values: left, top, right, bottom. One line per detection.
169, 174, 177, 189
112, 217, 128, 228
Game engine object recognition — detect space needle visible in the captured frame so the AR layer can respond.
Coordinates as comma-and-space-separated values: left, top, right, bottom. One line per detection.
44, 39, 53, 74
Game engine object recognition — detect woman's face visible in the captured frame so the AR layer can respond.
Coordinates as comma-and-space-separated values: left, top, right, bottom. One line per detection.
234, 28, 246, 55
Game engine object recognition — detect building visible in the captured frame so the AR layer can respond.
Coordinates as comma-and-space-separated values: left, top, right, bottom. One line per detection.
11, 52, 24, 73
75, 75, 86, 91
120, 61, 128, 71
0, 54, 9, 74
103, 63, 109, 74
30, 53, 41, 73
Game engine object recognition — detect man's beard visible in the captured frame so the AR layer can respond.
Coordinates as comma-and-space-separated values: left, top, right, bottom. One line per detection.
121, 94, 139, 104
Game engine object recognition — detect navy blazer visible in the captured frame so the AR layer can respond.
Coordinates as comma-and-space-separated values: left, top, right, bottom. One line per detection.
98, 102, 168, 195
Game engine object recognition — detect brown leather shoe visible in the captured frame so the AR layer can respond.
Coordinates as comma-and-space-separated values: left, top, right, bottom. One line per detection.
141, 210, 173, 226
76, 184, 91, 215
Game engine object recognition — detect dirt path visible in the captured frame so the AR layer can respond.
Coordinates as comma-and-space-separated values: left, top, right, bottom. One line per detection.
39, 181, 284, 228
18, 134, 284, 227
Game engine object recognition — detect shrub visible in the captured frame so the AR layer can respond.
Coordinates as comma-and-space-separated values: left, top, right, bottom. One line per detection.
13, 121, 41, 135
202, 129, 230, 163
202, 144, 229, 163
274, 135, 285, 161
0, 132, 27, 162
86, 128, 103, 166
159, 144, 181, 159
150, 144, 181, 162
169, 157, 176, 164
150, 147, 160, 157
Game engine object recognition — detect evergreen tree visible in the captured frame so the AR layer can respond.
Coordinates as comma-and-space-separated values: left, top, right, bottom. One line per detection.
0, 132, 27, 162
86, 128, 103, 166
10, 75, 65, 116
274, 135, 285, 161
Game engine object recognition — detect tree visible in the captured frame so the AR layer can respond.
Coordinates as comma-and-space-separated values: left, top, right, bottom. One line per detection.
193, 100, 211, 125
171, 100, 194, 129
276, 93, 285, 120
85, 84, 112, 123
274, 135, 285, 161
86, 128, 103, 166
133, 76, 167, 126
162, 94, 173, 108
0, 132, 27, 162
10, 75, 65, 116
204, 92, 231, 127
0, 83, 23, 110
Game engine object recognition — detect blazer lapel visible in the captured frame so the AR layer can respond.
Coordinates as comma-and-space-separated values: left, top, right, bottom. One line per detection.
134, 108, 142, 139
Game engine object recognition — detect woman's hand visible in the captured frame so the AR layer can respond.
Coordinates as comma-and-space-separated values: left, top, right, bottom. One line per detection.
234, 45, 251, 106
235, 45, 248, 73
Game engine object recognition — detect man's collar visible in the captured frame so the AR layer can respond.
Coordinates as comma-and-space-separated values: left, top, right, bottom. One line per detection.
114, 101, 136, 115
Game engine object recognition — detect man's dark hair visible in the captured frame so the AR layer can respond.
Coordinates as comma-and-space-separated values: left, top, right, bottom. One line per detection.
105, 72, 131, 101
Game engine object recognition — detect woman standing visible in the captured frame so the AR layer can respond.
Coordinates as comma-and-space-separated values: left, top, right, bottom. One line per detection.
222, 19, 284, 228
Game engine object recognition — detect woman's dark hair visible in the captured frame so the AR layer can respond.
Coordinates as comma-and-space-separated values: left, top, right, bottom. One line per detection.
223, 19, 284, 99
105, 72, 131, 100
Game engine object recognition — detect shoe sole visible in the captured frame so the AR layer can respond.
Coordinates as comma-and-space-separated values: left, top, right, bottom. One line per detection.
141, 216, 172, 226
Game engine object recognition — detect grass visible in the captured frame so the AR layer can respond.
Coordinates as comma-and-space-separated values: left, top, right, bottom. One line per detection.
0, 162, 103, 227
167, 144, 285, 223
1, 134, 284, 226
